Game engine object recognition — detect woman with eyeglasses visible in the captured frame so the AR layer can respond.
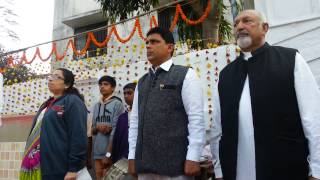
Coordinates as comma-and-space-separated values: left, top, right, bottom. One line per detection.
20, 68, 90, 180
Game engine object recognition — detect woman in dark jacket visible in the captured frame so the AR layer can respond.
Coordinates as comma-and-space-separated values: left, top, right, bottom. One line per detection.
20, 68, 88, 180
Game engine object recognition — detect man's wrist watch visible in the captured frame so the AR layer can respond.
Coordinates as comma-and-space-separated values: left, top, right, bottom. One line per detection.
105, 152, 111, 158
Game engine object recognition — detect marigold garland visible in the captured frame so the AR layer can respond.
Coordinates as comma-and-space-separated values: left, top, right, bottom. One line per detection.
4, 1, 213, 67
150, 15, 158, 28
170, 0, 211, 31
113, 19, 138, 43
89, 28, 113, 48
38, 47, 53, 62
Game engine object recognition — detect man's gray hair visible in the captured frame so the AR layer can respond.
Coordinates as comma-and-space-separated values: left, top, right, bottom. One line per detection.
239, 9, 268, 23
257, 11, 267, 23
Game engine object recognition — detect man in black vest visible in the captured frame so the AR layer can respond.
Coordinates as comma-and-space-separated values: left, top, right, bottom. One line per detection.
210, 10, 320, 180
128, 27, 206, 180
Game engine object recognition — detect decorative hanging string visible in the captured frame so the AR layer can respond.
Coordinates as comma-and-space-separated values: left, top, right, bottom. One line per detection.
170, 0, 212, 31
1, 0, 212, 68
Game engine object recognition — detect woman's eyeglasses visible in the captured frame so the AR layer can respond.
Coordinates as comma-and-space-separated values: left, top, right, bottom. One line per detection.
47, 74, 64, 81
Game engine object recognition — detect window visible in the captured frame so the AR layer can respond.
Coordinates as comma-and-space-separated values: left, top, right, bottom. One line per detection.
74, 22, 108, 59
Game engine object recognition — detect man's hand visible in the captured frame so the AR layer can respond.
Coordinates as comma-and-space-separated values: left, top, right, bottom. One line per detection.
102, 157, 112, 169
184, 160, 201, 176
103, 125, 112, 134
128, 159, 137, 177
97, 124, 112, 134
64, 172, 77, 180
96, 124, 103, 132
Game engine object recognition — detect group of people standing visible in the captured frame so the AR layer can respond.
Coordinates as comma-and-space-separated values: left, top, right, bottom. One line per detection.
20, 9, 320, 180
20, 69, 137, 180
90, 76, 136, 180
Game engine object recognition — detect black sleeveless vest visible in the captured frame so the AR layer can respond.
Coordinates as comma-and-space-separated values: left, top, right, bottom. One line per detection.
135, 64, 189, 176
218, 43, 309, 180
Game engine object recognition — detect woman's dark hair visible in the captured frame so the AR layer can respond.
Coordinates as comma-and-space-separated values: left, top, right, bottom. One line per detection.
57, 68, 84, 102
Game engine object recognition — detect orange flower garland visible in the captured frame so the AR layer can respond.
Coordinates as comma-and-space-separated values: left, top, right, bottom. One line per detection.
136, 18, 147, 41
89, 28, 113, 48
3, 1, 213, 67
170, 0, 211, 31
38, 47, 54, 62
113, 20, 138, 43
150, 15, 158, 28
169, 7, 180, 32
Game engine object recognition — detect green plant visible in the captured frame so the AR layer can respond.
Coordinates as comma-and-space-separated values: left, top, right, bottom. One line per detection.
0, 48, 37, 85
176, 4, 203, 49
218, 6, 233, 44
96, 0, 159, 22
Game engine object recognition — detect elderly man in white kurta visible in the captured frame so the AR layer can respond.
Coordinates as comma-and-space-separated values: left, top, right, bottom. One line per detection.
210, 10, 320, 180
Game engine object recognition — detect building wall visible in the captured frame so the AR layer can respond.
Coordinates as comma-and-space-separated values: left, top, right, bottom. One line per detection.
63, 0, 101, 17
0, 116, 33, 180
52, 0, 106, 69
255, 0, 320, 86
52, 0, 154, 70
0, 142, 25, 180
52, 0, 75, 70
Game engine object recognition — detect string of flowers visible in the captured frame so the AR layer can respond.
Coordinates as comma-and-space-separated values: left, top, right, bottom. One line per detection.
2, 1, 213, 67
170, 0, 212, 31
113, 19, 139, 43
150, 15, 158, 28
89, 28, 113, 48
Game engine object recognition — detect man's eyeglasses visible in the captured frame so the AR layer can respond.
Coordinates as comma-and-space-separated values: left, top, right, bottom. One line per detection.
47, 74, 64, 81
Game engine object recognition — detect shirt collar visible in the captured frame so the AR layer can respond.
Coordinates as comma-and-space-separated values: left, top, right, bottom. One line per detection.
242, 52, 252, 61
151, 58, 173, 73
241, 42, 270, 61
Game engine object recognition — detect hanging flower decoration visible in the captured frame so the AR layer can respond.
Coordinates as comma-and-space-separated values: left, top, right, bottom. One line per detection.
2, 43, 238, 135
2, 0, 214, 67
169, 0, 212, 31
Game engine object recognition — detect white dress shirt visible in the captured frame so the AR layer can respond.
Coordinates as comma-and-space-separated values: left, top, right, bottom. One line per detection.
128, 58, 206, 162
210, 52, 320, 179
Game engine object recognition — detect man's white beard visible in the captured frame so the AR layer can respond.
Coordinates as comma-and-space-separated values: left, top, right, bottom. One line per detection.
237, 36, 252, 50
